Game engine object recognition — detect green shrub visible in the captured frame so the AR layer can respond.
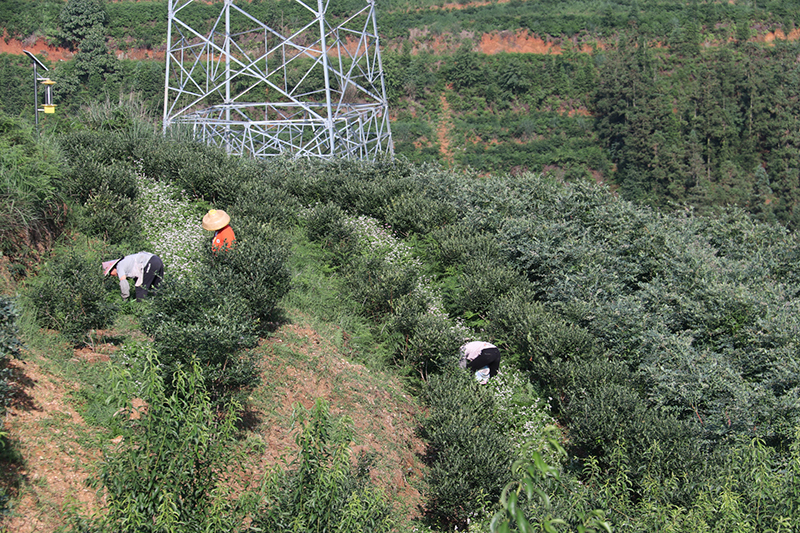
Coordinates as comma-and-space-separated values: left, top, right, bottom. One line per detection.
231, 179, 300, 231
80, 183, 143, 246
421, 370, 514, 530
23, 241, 117, 346
304, 202, 359, 263
143, 277, 259, 401
0, 296, 21, 365
0, 295, 21, 415
488, 369, 557, 461
382, 190, 456, 237
254, 398, 395, 533
0, 295, 22, 502
83, 344, 248, 532
60, 139, 138, 204
443, 259, 523, 320
487, 287, 597, 369
138, 138, 248, 203
489, 428, 612, 533
344, 253, 419, 320
428, 223, 504, 268
387, 300, 466, 378
202, 219, 292, 325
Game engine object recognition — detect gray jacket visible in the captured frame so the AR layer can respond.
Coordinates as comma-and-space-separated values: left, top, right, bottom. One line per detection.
115, 252, 155, 299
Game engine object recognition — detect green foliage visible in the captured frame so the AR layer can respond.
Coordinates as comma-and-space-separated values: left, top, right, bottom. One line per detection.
487, 287, 596, 370
60, 0, 108, 46
71, 28, 121, 92
487, 370, 556, 460
58, 132, 138, 204
231, 178, 300, 232
83, 344, 248, 532
22, 240, 117, 346
382, 190, 456, 237
0, 296, 22, 364
443, 259, 523, 319
420, 370, 515, 530
0, 295, 22, 485
143, 276, 260, 402
0, 112, 68, 259
253, 398, 395, 533
201, 218, 292, 325
80, 183, 142, 246
490, 428, 612, 533
304, 201, 359, 264
387, 297, 465, 378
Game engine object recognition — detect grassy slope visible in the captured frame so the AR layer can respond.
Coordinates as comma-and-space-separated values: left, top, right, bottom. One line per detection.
0, 240, 428, 531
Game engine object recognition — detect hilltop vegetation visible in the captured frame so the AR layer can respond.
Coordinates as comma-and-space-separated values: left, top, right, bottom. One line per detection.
2, 99, 800, 531
1, 0, 800, 530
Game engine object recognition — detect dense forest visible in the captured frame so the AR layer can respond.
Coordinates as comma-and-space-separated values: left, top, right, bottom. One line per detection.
2, 1, 800, 531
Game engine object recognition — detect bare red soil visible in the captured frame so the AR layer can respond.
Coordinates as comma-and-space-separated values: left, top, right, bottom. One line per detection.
3, 25, 799, 62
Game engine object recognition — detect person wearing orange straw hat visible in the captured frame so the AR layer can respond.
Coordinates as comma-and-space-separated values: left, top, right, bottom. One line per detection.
202, 209, 236, 252
102, 252, 164, 302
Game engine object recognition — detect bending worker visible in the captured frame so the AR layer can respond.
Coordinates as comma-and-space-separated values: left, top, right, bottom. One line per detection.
202, 209, 236, 251
102, 252, 164, 302
459, 340, 502, 380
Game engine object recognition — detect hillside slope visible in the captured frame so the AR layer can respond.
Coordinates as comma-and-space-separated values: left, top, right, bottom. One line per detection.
1, 305, 426, 531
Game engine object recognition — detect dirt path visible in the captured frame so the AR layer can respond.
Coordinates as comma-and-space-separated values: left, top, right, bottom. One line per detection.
437, 92, 454, 166
1, 358, 104, 533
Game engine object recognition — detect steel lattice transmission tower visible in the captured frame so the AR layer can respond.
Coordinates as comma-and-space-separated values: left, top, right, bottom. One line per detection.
162, 0, 393, 160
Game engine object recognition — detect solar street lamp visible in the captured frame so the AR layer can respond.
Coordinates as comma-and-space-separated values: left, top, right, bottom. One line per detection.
23, 50, 56, 134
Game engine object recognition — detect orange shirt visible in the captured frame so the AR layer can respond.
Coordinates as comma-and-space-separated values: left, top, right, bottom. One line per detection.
213, 225, 236, 251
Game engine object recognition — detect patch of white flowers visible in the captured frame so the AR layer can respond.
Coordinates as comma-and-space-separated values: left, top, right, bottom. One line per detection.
343, 212, 471, 338
489, 368, 557, 458
134, 162, 205, 279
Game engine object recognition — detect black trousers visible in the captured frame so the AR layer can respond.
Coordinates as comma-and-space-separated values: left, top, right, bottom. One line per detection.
467, 347, 501, 377
135, 255, 164, 301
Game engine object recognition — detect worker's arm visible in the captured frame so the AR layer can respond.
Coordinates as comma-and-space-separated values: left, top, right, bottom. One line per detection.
119, 277, 130, 300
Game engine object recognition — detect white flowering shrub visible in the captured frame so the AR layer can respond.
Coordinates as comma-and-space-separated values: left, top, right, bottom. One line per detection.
134, 164, 205, 279
488, 369, 557, 460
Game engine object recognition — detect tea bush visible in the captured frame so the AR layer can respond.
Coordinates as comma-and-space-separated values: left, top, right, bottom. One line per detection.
0, 296, 21, 530
23, 241, 116, 346
487, 369, 556, 460
421, 370, 514, 530
138, 136, 251, 203
427, 222, 505, 269
61, 156, 138, 206
80, 182, 143, 246
443, 259, 523, 319
381, 190, 456, 237
0, 295, 21, 445
254, 398, 395, 533
304, 202, 359, 264
387, 301, 466, 378
344, 253, 420, 320
486, 287, 596, 369
201, 219, 292, 325
143, 276, 260, 401
0, 296, 21, 365
231, 178, 300, 231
